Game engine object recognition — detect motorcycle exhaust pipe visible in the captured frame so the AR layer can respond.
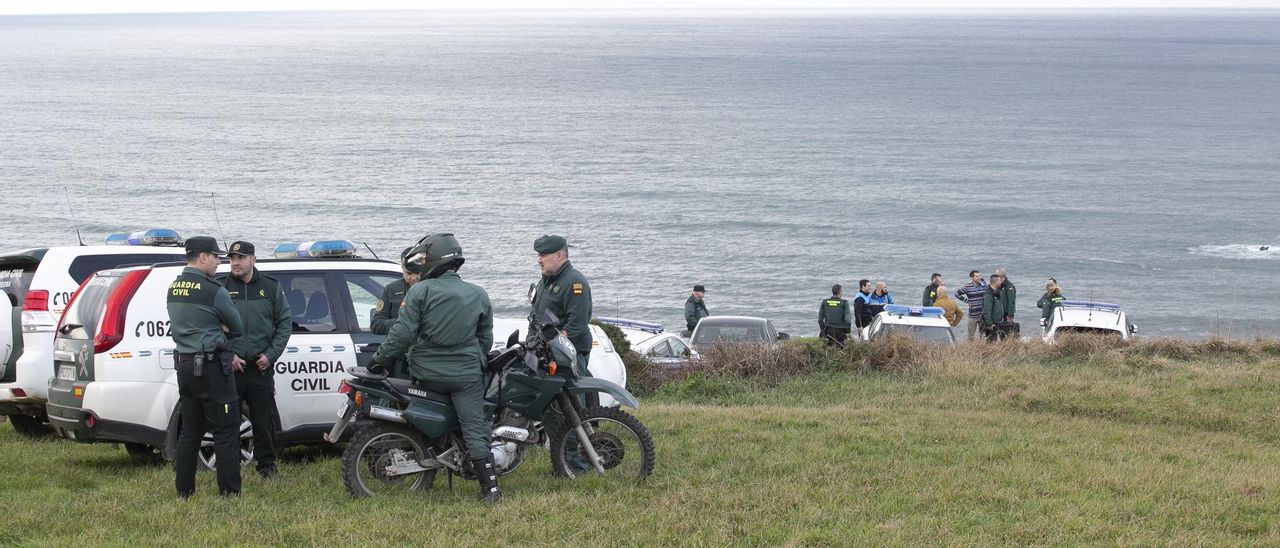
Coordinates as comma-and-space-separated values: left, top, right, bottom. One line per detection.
492, 426, 530, 442
368, 405, 407, 424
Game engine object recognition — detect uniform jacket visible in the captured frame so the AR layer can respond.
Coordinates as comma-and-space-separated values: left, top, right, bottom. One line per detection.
981, 285, 1010, 327
853, 291, 873, 328
684, 296, 710, 332
375, 271, 493, 382
1037, 290, 1065, 322
922, 283, 939, 307
818, 296, 852, 330
530, 261, 593, 354
933, 295, 964, 327
371, 278, 409, 335
168, 267, 244, 354
222, 268, 291, 365
999, 278, 1017, 319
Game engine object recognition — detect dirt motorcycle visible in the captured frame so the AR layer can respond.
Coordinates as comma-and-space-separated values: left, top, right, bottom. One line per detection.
328, 320, 656, 497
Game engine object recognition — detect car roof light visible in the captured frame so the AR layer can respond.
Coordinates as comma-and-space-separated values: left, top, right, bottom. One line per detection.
594, 317, 664, 334
105, 228, 183, 247
1060, 301, 1121, 311
273, 240, 356, 258
884, 305, 945, 317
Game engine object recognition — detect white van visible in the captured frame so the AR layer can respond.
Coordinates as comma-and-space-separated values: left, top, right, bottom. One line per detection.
46, 243, 626, 465
0, 234, 186, 436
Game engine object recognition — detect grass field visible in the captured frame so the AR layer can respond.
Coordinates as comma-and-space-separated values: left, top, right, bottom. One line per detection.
2, 337, 1279, 545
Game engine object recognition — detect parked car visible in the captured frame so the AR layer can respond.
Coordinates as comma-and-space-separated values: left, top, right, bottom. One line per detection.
1042, 301, 1136, 342
596, 317, 699, 368
688, 316, 788, 354
45, 240, 627, 465
0, 230, 186, 436
864, 305, 956, 344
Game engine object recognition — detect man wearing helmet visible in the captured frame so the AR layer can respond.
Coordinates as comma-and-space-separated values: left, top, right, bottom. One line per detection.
370, 233, 499, 503
369, 247, 419, 379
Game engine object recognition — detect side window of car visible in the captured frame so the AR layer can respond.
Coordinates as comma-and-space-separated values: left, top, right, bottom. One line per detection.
648, 340, 673, 358
669, 337, 691, 357
274, 272, 338, 333
342, 272, 400, 332
67, 253, 185, 283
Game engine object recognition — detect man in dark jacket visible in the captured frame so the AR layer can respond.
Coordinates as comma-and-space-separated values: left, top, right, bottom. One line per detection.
224, 241, 291, 479
995, 267, 1016, 321
370, 247, 418, 378
373, 233, 497, 502
684, 285, 709, 334
922, 273, 942, 306
818, 284, 852, 347
981, 275, 1013, 341
852, 279, 873, 337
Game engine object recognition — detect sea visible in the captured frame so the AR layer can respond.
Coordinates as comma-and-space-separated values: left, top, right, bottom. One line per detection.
1, 10, 1277, 339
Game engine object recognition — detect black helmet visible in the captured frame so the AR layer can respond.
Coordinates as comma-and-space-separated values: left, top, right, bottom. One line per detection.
406, 233, 465, 279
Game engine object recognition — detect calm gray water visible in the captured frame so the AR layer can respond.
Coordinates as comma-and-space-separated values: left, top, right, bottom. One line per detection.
1, 11, 1277, 338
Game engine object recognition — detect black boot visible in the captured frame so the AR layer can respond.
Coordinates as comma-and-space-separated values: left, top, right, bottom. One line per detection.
472, 456, 501, 503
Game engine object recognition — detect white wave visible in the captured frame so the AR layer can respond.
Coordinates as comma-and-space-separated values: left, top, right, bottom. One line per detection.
1190, 244, 1279, 260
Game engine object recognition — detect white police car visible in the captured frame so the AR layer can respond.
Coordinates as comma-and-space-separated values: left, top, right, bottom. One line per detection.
45, 240, 626, 465
596, 317, 698, 368
864, 305, 957, 344
0, 229, 187, 436
1042, 301, 1136, 342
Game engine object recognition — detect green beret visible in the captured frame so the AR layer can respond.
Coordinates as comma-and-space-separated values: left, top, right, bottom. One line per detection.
534, 235, 568, 254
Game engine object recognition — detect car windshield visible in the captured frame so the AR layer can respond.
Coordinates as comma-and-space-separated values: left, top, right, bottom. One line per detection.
692, 323, 768, 345
882, 325, 953, 343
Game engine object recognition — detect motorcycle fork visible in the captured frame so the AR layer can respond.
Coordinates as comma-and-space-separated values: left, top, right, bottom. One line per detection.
556, 391, 607, 475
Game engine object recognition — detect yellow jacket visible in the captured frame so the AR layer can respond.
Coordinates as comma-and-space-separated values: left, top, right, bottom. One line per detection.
933, 295, 964, 327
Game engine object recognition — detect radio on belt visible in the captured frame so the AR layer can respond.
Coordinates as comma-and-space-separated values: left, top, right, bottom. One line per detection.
273, 240, 358, 259
104, 228, 184, 247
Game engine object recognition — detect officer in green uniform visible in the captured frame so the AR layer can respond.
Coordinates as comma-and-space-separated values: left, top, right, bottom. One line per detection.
818, 284, 852, 347
223, 241, 291, 479
529, 235, 593, 475
370, 234, 498, 502
684, 285, 709, 334
370, 247, 418, 378
167, 236, 245, 498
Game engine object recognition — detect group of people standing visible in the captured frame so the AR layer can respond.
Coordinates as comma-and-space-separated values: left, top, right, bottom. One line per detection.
814, 267, 1068, 345
167, 233, 593, 503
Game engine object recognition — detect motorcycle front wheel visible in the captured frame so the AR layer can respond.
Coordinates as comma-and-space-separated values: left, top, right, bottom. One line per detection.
549, 406, 656, 480
341, 423, 435, 497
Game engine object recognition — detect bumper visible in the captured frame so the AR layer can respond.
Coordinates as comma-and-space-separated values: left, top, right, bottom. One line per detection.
46, 402, 166, 447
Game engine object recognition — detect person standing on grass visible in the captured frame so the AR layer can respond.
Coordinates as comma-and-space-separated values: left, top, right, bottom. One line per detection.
922, 273, 942, 306
995, 266, 1016, 321
1037, 278, 1065, 329
981, 274, 1012, 341
932, 286, 964, 329
955, 270, 987, 341
853, 279, 873, 338
684, 284, 709, 335
818, 284, 852, 347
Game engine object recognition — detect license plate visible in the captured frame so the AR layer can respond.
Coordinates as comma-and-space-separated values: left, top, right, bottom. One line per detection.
58, 365, 76, 382
335, 400, 350, 418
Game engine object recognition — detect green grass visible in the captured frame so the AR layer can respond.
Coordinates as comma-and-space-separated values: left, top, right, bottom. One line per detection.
3, 347, 1280, 545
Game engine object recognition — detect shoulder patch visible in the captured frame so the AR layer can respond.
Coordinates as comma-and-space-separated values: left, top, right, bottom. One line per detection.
572, 283, 583, 295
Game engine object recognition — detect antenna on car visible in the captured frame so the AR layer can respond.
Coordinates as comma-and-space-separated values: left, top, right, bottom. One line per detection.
210, 192, 229, 249
62, 187, 86, 246
360, 242, 380, 260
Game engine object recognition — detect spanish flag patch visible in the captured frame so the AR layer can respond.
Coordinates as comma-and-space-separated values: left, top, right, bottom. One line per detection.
572, 283, 583, 295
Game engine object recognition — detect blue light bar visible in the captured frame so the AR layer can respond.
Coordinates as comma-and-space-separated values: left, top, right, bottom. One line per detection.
595, 317, 664, 334
273, 240, 357, 259
884, 305, 944, 317
1060, 301, 1121, 311
105, 228, 182, 246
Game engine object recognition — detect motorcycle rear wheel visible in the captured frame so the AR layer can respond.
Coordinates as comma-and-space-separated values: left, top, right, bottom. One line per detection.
341, 423, 435, 497
549, 406, 655, 480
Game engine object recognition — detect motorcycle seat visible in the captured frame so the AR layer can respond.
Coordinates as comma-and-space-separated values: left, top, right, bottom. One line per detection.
386, 377, 453, 404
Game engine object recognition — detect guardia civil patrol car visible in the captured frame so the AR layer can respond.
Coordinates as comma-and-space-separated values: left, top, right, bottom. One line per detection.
863, 305, 957, 344
45, 240, 626, 465
0, 229, 186, 437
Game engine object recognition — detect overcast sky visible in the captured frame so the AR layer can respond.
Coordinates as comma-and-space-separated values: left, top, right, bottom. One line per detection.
3, 0, 1279, 16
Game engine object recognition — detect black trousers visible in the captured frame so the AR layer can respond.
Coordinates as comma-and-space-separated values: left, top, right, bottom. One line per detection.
175, 352, 241, 497
235, 369, 278, 472
822, 327, 850, 346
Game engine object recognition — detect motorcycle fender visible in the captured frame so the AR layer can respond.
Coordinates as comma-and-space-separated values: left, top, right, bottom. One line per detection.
402, 400, 455, 439
568, 377, 639, 409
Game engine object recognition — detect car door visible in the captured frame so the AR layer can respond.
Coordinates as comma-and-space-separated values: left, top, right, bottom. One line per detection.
335, 270, 401, 369
269, 270, 355, 434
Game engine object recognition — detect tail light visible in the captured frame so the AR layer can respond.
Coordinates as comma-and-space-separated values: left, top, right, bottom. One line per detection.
353, 391, 364, 407
22, 290, 49, 311
338, 379, 353, 394
93, 270, 150, 354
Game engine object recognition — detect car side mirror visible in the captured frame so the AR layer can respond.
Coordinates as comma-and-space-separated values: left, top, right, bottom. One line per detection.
777, 332, 790, 341
506, 330, 520, 348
